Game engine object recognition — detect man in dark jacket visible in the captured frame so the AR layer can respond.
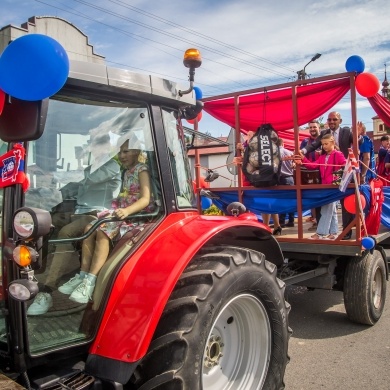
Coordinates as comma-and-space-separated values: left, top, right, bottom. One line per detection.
300, 120, 321, 231
300, 112, 352, 158
300, 111, 355, 240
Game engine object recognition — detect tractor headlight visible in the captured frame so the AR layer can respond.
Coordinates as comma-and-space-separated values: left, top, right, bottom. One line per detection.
8, 279, 39, 301
13, 207, 51, 240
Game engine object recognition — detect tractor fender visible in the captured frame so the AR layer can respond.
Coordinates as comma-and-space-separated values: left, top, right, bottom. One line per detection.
89, 212, 283, 364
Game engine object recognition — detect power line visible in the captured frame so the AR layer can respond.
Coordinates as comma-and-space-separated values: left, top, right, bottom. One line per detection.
34, 0, 292, 90
69, 0, 293, 79
105, 0, 296, 73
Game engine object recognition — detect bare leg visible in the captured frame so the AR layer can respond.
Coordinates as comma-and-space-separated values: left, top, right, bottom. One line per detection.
88, 230, 111, 276
68, 230, 110, 305
262, 214, 270, 226
45, 216, 96, 289
272, 214, 280, 228
81, 225, 96, 273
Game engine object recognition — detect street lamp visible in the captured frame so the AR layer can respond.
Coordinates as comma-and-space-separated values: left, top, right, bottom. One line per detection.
297, 53, 322, 80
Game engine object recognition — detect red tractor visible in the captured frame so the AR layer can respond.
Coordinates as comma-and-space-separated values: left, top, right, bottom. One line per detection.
0, 49, 290, 389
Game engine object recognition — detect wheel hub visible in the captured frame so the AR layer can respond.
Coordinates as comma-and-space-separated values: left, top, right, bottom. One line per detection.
372, 267, 383, 309
204, 334, 224, 368
202, 294, 273, 389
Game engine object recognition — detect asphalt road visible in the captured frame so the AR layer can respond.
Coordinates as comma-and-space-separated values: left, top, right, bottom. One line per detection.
283, 285, 390, 390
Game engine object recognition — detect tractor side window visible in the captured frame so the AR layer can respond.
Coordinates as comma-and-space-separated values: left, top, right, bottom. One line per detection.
162, 108, 195, 208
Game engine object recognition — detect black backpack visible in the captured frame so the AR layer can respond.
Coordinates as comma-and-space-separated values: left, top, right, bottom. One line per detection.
242, 123, 281, 187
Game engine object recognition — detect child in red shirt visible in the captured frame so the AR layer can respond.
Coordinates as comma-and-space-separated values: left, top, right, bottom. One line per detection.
302, 134, 346, 239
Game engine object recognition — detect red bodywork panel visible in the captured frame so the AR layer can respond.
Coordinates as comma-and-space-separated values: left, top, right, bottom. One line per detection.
89, 211, 268, 362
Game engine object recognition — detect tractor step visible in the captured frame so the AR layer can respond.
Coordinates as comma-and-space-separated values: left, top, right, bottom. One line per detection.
39, 372, 95, 390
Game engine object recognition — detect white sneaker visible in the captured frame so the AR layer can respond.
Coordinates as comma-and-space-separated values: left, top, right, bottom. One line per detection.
58, 274, 83, 295
27, 292, 53, 315
69, 278, 95, 304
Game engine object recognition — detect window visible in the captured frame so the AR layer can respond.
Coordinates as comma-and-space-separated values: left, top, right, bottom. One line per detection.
162, 109, 195, 208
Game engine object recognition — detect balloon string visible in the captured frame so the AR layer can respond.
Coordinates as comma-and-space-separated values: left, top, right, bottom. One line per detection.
360, 161, 390, 184
198, 165, 233, 181
352, 170, 368, 237
200, 161, 387, 184
300, 162, 344, 168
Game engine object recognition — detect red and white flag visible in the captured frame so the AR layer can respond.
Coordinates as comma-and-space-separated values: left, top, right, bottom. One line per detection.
339, 148, 359, 192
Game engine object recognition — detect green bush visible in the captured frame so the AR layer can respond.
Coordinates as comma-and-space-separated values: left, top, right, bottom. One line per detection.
203, 204, 224, 215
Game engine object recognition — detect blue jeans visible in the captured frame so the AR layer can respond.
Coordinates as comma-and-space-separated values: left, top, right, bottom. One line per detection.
317, 201, 338, 236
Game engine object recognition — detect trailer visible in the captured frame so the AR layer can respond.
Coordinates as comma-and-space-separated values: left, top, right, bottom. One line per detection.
201, 72, 389, 327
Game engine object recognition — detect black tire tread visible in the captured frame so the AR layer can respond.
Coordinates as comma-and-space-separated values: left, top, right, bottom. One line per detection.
344, 250, 386, 325
132, 245, 291, 390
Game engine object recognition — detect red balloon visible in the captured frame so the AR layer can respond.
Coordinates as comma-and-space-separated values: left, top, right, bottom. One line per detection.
186, 111, 202, 125
355, 73, 380, 98
344, 194, 366, 214
0, 89, 5, 116
192, 177, 210, 192
200, 175, 210, 188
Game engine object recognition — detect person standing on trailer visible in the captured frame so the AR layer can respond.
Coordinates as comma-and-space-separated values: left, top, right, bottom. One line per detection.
300, 112, 355, 240
278, 137, 295, 228
358, 122, 376, 184
376, 135, 390, 185
301, 134, 346, 240
300, 120, 321, 231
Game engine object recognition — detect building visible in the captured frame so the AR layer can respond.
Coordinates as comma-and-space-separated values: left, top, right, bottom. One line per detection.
185, 127, 236, 188
371, 65, 390, 152
0, 16, 105, 64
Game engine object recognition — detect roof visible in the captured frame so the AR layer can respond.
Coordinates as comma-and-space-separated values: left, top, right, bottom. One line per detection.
183, 126, 229, 152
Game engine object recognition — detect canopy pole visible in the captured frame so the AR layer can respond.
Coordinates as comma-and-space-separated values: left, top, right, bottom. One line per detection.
292, 85, 303, 239
234, 95, 243, 204
194, 117, 202, 214
350, 72, 362, 240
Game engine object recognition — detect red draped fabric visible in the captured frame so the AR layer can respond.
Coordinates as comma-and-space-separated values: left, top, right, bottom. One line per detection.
204, 78, 351, 149
367, 93, 390, 128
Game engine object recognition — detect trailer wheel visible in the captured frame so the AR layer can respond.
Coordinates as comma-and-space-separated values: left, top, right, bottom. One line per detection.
131, 245, 291, 390
343, 249, 387, 325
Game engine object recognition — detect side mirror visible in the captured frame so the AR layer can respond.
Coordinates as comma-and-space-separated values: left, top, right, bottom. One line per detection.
0, 96, 48, 142
181, 100, 204, 120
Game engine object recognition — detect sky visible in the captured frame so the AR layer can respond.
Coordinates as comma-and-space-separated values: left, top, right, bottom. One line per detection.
1, 0, 390, 138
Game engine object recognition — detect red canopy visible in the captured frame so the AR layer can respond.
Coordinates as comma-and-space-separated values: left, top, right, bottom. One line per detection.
368, 93, 390, 128
203, 78, 351, 149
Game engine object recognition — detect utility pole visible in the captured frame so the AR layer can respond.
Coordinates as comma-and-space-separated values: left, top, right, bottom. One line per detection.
297, 53, 322, 80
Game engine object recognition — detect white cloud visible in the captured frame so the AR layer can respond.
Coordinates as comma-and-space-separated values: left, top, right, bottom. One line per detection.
1, 0, 389, 137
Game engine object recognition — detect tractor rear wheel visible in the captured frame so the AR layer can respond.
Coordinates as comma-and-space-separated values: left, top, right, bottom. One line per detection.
131, 245, 291, 390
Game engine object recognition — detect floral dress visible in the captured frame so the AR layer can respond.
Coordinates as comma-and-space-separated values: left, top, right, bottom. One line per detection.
98, 163, 155, 241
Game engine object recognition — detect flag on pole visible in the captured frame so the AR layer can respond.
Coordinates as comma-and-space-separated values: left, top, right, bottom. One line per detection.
339, 148, 359, 192
0, 143, 29, 191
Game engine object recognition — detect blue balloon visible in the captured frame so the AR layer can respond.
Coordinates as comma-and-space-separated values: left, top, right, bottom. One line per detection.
345, 55, 365, 74
0, 34, 69, 101
201, 196, 212, 210
361, 236, 375, 250
193, 86, 203, 100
